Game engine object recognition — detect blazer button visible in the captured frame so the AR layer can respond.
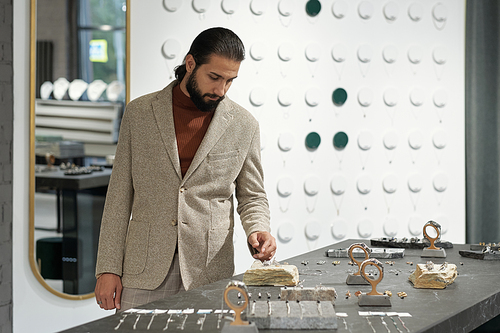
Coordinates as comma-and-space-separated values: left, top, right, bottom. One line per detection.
171, 219, 177, 226
180, 187, 185, 193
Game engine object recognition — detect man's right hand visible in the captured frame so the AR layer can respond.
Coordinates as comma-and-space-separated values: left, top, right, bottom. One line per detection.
95, 273, 122, 310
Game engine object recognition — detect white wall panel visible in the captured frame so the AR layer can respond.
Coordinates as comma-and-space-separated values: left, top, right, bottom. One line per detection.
129, 0, 465, 274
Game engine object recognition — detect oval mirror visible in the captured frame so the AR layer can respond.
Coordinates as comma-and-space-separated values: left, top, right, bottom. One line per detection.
30, 0, 129, 299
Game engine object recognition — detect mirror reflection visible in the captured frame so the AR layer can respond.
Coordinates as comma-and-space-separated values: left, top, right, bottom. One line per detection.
32, 0, 126, 296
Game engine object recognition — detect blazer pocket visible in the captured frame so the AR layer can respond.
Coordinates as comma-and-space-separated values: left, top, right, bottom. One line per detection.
123, 220, 150, 275
207, 150, 240, 181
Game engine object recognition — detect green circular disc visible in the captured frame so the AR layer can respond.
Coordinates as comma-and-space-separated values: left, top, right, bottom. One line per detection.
332, 88, 348, 106
305, 132, 321, 149
306, 0, 321, 17
333, 131, 349, 149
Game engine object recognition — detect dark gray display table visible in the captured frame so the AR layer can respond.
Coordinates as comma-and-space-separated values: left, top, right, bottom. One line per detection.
36, 167, 111, 295
61, 239, 500, 332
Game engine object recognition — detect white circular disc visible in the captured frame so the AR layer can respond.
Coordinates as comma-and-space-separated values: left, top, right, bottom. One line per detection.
383, 131, 398, 150
331, 44, 347, 63
410, 88, 425, 106
383, 2, 399, 21
305, 221, 321, 241
163, 0, 182, 12
408, 173, 423, 193
357, 219, 373, 238
305, 87, 321, 107
87, 80, 107, 102
407, 45, 423, 64
357, 174, 372, 194
408, 2, 423, 21
382, 45, 398, 64
277, 222, 295, 243
40, 81, 53, 100
250, 42, 266, 61
383, 216, 399, 236
53, 77, 70, 100
408, 214, 423, 235
261, 133, 266, 151
433, 173, 448, 192
357, 87, 373, 107
433, 89, 448, 107
332, 0, 348, 19
383, 88, 399, 107
358, 1, 374, 20
278, 0, 295, 16
278, 87, 294, 107
433, 3, 447, 22
278, 43, 295, 62
249, 87, 266, 106
68, 79, 88, 101
305, 43, 322, 62
383, 174, 398, 193
250, 0, 267, 15
277, 177, 294, 197
433, 215, 448, 234
278, 133, 294, 151
433, 46, 448, 65
304, 176, 321, 196
192, 0, 211, 13
331, 218, 348, 239
357, 131, 373, 150
330, 175, 347, 195
408, 130, 423, 150
106, 81, 124, 102
357, 44, 373, 63
161, 39, 181, 59
433, 130, 447, 149
221, 0, 239, 14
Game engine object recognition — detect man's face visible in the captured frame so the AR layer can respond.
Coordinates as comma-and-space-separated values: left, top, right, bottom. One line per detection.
185, 54, 240, 112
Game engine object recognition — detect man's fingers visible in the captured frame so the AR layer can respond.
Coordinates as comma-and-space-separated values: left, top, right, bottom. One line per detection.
115, 284, 122, 310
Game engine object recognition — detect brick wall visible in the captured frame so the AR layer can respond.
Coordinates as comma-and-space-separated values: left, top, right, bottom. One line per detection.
0, 0, 13, 332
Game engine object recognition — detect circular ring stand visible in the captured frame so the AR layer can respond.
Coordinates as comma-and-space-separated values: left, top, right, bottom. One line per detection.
224, 281, 250, 326
348, 243, 371, 276
360, 258, 384, 296
423, 220, 442, 250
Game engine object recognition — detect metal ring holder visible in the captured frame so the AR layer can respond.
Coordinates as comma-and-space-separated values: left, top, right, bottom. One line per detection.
348, 242, 372, 275
224, 281, 249, 326
360, 258, 384, 296
423, 220, 441, 250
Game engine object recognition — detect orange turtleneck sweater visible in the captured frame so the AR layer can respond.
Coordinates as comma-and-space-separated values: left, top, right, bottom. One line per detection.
172, 84, 215, 177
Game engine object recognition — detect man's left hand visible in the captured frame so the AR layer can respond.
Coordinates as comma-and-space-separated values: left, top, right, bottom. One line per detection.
248, 231, 277, 261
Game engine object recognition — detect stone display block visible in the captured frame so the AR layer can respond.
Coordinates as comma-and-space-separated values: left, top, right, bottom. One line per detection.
280, 286, 337, 302
243, 261, 299, 286
409, 263, 457, 289
247, 301, 337, 330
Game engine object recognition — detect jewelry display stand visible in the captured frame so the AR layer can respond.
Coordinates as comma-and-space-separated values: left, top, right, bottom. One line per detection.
358, 258, 391, 307
421, 221, 447, 258
346, 243, 370, 285
221, 281, 259, 333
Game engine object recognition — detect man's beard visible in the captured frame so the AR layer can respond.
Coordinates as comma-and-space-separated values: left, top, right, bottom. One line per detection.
186, 67, 225, 112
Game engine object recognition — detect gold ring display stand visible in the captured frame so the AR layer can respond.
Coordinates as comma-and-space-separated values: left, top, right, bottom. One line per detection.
346, 243, 371, 285
358, 258, 391, 307
421, 220, 447, 258
222, 281, 259, 333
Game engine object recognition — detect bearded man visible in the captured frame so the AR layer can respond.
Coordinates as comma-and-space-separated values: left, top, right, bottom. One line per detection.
94, 27, 276, 312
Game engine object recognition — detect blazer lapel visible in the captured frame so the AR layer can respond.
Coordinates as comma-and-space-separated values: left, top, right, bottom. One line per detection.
151, 82, 182, 180
182, 98, 234, 182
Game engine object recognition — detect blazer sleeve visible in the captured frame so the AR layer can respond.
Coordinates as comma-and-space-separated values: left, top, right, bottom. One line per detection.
95, 107, 134, 278
235, 122, 271, 254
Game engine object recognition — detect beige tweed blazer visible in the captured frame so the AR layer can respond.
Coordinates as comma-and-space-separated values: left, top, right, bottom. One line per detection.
95, 81, 271, 291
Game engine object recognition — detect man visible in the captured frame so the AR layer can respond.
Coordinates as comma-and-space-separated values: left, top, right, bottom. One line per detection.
94, 27, 276, 311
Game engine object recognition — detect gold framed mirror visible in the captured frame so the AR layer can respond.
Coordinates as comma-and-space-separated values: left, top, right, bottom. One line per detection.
29, 0, 130, 300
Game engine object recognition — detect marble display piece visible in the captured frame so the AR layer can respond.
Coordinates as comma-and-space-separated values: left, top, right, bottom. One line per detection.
409, 262, 457, 289
243, 260, 299, 286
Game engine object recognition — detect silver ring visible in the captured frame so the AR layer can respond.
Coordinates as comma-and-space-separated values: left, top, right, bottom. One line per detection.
97, 301, 102, 305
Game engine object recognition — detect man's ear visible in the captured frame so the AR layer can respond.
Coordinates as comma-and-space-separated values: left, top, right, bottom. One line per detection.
185, 54, 196, 74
